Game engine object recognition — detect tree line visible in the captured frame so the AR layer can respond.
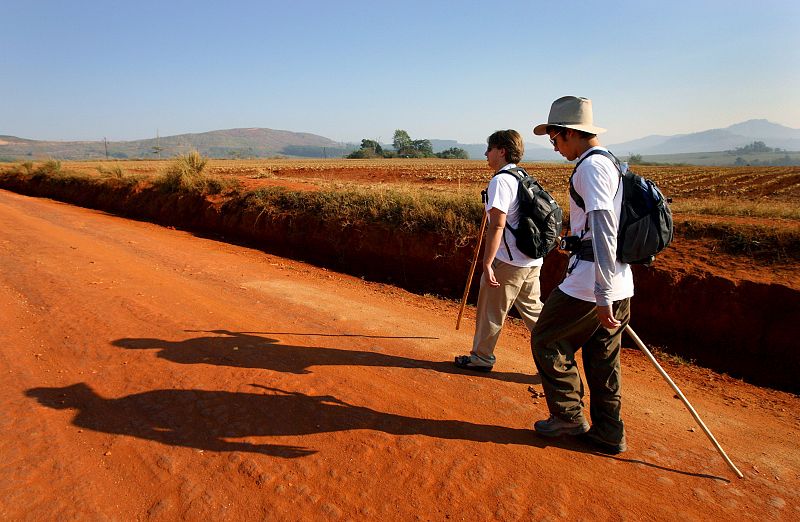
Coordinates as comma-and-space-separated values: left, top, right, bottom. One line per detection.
726, 141, 789, 155
348, 130, 469, 159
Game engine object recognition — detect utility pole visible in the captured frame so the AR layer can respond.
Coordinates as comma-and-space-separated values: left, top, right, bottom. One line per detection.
152, 129, 163, 158
103, 137, 109, 160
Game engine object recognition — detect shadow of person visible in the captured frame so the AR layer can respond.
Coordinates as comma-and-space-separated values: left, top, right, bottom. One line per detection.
26, 382, 557, 457
24, 384, 723, 480
112, 329, 539, 385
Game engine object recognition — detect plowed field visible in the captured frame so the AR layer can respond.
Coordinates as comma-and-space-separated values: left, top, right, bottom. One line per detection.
47, 158, 800, 201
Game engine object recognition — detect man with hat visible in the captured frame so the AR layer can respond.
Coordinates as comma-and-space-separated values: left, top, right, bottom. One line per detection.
530, 96, 633, 454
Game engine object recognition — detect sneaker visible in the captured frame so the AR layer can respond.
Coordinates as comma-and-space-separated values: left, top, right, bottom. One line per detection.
533, 415, 590, 437
453, 355, 492, 373
578, 429, 627, 454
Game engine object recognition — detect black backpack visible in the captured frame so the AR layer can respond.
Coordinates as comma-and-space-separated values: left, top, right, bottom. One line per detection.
494, 167, 563, 260
570, 149, 673, 265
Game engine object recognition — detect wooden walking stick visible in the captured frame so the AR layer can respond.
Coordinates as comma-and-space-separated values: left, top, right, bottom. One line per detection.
456, 210, 488, 330
625, 325, 744, 479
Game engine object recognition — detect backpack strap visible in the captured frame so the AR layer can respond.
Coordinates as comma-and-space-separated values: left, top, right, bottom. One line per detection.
494, 166, 527, 181
567, 149, 624, 262
568, 149, 622, 210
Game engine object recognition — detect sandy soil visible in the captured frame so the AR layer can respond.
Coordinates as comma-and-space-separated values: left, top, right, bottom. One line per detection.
0, 189, 798, 521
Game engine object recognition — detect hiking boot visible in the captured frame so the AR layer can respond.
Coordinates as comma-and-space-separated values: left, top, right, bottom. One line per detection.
579, 429, 627, 454
533, 415, 590, 437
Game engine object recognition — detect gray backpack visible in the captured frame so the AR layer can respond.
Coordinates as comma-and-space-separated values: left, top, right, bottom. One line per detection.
570, 150, 673, 265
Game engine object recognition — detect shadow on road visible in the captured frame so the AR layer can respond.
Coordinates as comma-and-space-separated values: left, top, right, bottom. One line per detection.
24, 381, 725, 479
111, 329, 540, 385
26, 382, 561, 458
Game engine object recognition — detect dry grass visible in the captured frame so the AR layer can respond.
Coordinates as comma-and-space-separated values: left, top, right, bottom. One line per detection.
3, 158, 799, 222
2, 157, 799, 263
154, 151, 240, 195
241, 184, 482, 243
671, 197, 800, 219
96, 164, 126, 178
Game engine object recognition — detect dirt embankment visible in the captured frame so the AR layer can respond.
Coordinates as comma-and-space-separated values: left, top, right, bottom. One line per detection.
1, 173, 797, 392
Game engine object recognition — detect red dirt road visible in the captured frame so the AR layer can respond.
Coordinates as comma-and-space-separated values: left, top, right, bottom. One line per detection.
1, 189, 798, 521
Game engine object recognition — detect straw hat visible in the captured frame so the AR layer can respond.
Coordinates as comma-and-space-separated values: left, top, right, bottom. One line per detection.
533, 96, 607, 135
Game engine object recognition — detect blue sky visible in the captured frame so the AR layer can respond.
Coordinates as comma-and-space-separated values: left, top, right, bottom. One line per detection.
2, 0, 798, 146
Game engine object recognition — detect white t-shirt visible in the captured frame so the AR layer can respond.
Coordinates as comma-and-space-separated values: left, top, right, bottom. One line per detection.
558, 148, 635, 303
485, 163, 543, 268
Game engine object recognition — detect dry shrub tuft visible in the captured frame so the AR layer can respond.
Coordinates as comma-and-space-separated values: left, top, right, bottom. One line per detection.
37, 159, 62, 176
97, 164, 126, 178
155, 150, 238, 195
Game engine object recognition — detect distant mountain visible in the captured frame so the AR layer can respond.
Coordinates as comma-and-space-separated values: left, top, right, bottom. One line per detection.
3, 119, 798, 162
726, 119, 800, 140
604, 134, 672, 153
608, 119, 800, 155
433, 120, 800, 160
0, 128, 357, 160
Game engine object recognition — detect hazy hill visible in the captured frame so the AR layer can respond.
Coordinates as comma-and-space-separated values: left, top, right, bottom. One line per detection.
726, 119, 800, 140
432, 119, 800, 161
608, 119, 800, 155
0, 128, 356, 161
2, 119, 798, 163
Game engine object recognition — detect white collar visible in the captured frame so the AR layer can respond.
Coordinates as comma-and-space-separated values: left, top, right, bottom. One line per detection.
497, 163, 517, 173
576, 146, 607, 162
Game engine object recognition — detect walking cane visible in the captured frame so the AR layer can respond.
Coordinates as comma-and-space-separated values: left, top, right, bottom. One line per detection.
625, 325, 744, 479
456, 206, 488, 330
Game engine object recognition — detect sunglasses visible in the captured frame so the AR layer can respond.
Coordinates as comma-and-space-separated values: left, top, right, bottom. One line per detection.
549, 130, 564, 147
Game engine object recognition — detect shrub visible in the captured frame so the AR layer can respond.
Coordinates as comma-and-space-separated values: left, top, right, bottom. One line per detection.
157, 150, 206, 191
97, 164, 126, 178
204, 175, 240, 195
155, 150, 239, 195
435, 147, 469, 159
25, 159, 68, 182
347, 148, 381, 159
5, 161, 35, 176
39, 159, 62, 175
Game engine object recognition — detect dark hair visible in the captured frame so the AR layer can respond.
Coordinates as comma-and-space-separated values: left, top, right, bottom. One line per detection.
487, 130, 524, 163
545, 125, 596, 140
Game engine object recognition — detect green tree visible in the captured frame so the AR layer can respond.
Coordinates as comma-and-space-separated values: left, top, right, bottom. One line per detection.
412, 139, 434, 157
733, 141, 773, 154
392, 130, 412, 154
360, 139, 383, 155
347, 149, 372, 159
435, 147, 469, 159
347, 138, 385, 159
628, 153, 643, 164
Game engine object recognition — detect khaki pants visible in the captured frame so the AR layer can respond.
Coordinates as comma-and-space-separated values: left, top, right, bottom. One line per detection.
531, 288, 631, 445
470, 259, 542, 367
